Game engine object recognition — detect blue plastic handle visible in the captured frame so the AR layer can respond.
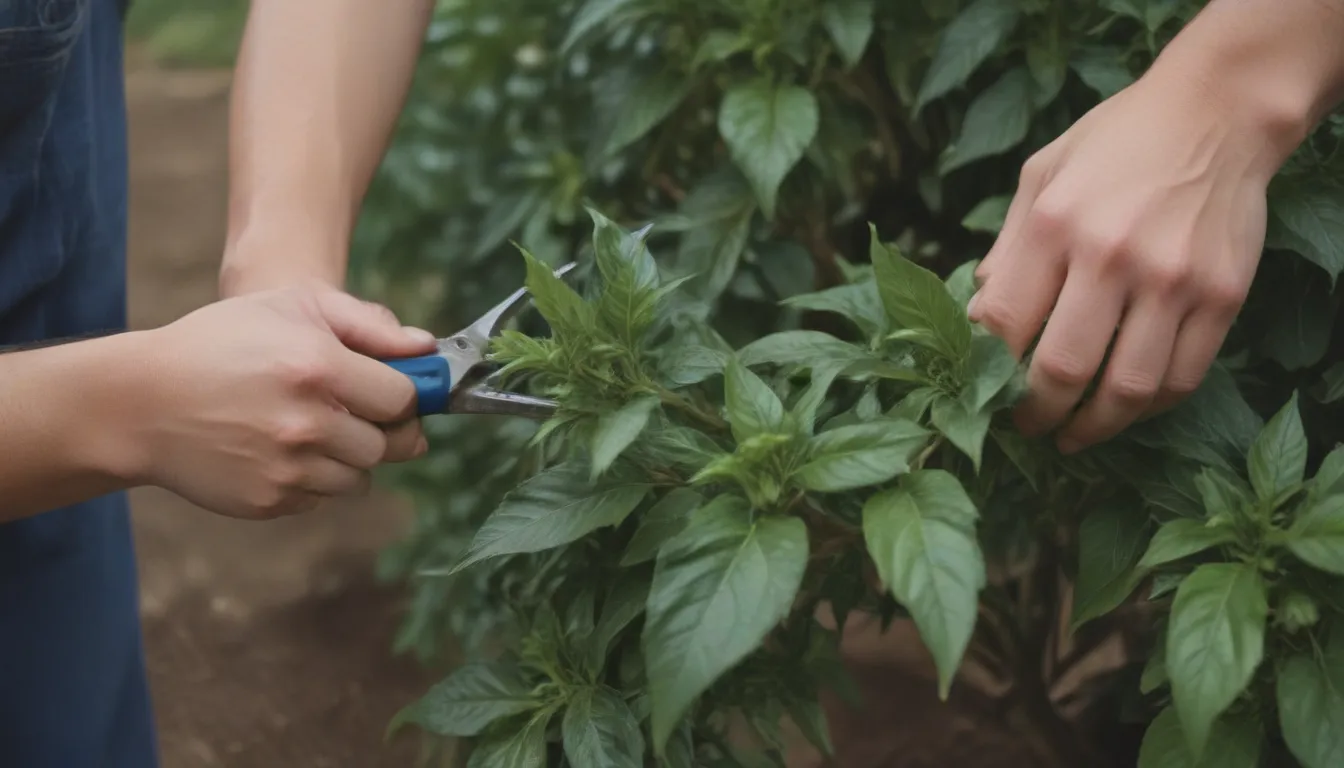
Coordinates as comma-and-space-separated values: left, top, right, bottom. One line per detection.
384, 354, 452, 416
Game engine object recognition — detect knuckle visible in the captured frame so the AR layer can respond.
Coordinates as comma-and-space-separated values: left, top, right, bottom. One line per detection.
1026, 198, 1071, 242
1138, 256, 1194, 295
275, 352, 332, 392
1200, 275, 1249, 311
1019, 151, 1051, 186
270, 413, 324, 449
1163, 372, 1205, 397
356, 434, 389, 469
1034, 349, 1094, 388
266, 462, 306, 491
971, 294, 1019, 334
1106, 370, 1160, 403
247, 485, 289, 518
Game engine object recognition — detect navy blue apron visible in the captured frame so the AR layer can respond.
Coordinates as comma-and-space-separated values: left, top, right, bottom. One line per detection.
0, 0, 159, 765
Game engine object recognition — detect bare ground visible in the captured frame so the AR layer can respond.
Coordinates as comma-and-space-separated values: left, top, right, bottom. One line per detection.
122, 53, 1041, 768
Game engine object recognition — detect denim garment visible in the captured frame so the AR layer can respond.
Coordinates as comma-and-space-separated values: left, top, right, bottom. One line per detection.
0, 0, 158, 765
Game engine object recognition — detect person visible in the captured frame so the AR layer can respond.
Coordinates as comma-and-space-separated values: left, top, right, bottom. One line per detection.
0, 1, 436, 764
969, 0, 1344, 454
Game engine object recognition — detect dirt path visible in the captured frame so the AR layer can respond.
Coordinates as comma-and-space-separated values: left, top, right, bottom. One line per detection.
124, 55, 434, 768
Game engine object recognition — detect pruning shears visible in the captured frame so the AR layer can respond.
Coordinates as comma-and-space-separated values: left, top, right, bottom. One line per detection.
382, 262, 576, 418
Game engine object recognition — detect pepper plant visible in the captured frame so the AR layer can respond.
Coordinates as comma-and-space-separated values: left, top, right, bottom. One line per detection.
352, 0, 1344, 765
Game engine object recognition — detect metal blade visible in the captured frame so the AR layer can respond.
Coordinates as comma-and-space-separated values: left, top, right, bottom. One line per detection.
449, 384, 558, 419
459, 262, 578, 351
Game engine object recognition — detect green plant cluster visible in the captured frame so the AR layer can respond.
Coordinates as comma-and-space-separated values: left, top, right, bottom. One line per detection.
349, 0, 1344, 765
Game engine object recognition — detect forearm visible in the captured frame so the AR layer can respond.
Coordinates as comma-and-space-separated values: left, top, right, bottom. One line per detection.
221, 0, 435, 293
1150, 0, 1344, 170
0, 333, 155, 522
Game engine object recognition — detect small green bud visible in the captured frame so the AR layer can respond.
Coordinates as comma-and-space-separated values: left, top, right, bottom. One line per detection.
1277, 590, 1320, 633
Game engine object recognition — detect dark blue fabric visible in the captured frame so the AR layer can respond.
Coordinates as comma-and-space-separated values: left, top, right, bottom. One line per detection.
0, 0, 158, 765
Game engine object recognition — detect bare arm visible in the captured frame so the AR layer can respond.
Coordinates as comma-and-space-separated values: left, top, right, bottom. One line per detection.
0, 333, 151, 522
219, 0, 436, 296
0, 288, 433, 524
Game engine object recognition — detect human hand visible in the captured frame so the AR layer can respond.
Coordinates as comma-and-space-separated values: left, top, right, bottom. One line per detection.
131, 284, 435, 519
968, 68, 1289, 454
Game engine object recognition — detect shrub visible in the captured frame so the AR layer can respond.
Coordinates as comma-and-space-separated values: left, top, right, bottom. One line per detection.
352, 0, 1344, 766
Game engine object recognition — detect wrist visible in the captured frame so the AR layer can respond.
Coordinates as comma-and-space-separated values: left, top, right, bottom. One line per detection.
1149, 0, 1344, 176
220, 216, 349, 298
58, 331, 163, 487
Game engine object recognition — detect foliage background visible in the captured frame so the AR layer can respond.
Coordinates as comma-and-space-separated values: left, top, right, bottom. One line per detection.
126, 0, 1344, 766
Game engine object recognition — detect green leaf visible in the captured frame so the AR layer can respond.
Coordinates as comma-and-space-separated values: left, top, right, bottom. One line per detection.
820, 0, 874, 68
590, 209, 660, 342
961, 195, 1011, 234
592, 397, 660, 478
737, 330, 876, 370
798, 418, 932, 492
398, 662, 539, 737
944, 260, 980, 308
1193, 467, 1252, 520
468, 710, 552, 768
1260, 273, 1333, 370
644, 496, 809, 753
786, 696, 834, 756
1288, 496, 1344, 575
602, 70, 690, 157
671, 167, 757, 300
930, 395, 991, 471
632, 423, 723, 475
1266, 176, 1344, 283
869, 227, 971, 360
1138, 519, 1237, 569
1247, 392, 1307, 503
562, 687, 644, 768
452, 464, 650, 573
718, 80, 819, 220
1137, 706, 1262, 768
1310, 445, 1344, 502
692, 29, 748, 69
1070, 46, 1134, 99
658, 344, 731, 387
1072, 497, 1149, 630
621, 488, 704, 566
1277, 629, 1344, 768
862, 470, 984, 698
961, 333, 1020, 412
782, 281, 887, 339
1026, 31, 1067, 106
588, 575, 653, 670
1167, 562, 1268, 759
520, 246, 593, 337
1318, 363, 1344, 404
1141, 635, 1168, 694
914, 0, 1021, 112
724, 358, 786, 442
939, 67, 1036, 175
890, 386, 939, 424
562, 0, 640, 52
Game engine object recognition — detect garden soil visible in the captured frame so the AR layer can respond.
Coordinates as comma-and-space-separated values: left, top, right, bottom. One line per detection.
122, 51, 1036, 768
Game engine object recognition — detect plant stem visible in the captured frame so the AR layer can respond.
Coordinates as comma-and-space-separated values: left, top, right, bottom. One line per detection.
656, 385, 730, 431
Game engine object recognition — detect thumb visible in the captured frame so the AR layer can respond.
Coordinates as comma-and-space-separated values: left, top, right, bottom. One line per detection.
315, 290, 437, 358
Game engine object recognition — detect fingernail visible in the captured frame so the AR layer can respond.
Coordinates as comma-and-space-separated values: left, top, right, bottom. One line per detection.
402, 326, 436, 344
